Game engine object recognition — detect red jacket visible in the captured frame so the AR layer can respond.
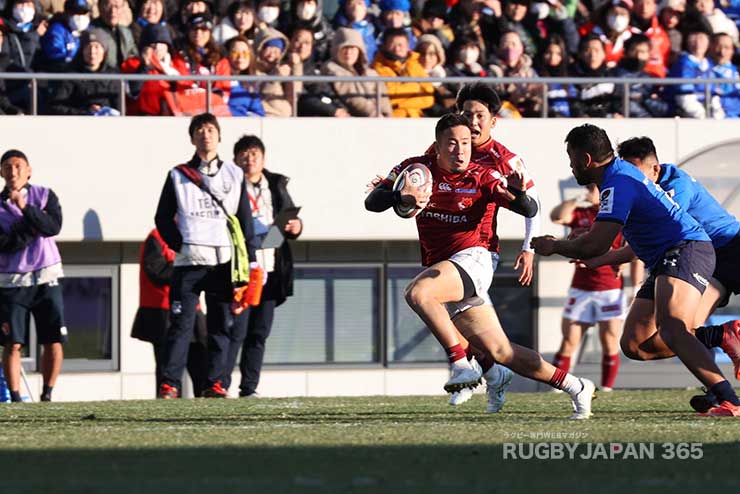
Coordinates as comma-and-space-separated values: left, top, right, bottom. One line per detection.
138, 229, 175, 310
121, 54, 193, 115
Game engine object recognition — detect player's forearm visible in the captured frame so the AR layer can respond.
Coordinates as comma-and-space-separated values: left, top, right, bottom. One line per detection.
549, 198, 578, 224
507, 186, 538, 218
365, 185, 400, 213
553, 235, 611, 260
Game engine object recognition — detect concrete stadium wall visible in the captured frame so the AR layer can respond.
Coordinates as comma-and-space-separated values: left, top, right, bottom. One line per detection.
1, 116, 738, 401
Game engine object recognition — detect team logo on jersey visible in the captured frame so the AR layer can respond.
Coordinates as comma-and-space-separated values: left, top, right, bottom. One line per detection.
458, 197, 473, 210
599, 187, 614, 214
438, 182, 452, 192
692, 273, 709, 287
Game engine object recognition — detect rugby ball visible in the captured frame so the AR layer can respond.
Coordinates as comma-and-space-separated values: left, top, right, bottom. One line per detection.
392, 163, 433, 218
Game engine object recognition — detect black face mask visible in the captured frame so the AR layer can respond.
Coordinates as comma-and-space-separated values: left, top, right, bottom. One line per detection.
382, 49, 407, 62
621, 57, 646, 72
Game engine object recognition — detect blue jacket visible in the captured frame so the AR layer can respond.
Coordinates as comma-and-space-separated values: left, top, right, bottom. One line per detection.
712, 62, 740, 118
228, 81, 265, 117
333, 13, 378, 62
667, 52, 714, 99
41, 19, 80, 64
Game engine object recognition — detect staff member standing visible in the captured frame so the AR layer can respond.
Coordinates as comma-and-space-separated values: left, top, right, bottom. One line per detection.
155, 113, 258, 399
228, 135, 302, 398
0, 149, 65, 403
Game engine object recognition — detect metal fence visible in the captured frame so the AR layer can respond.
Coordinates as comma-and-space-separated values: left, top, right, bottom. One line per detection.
0, 72, 735, 118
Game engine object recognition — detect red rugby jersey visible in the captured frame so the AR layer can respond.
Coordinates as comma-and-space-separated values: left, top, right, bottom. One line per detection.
568, 206, 624, 291
382, 154, 511, 267
424, 138, 535, 252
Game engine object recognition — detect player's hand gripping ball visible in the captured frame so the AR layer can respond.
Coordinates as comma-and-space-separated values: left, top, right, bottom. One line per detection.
392, 163, 432, 218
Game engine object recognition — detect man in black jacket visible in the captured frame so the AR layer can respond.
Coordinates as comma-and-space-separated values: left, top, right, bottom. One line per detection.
225, 134, 302, 398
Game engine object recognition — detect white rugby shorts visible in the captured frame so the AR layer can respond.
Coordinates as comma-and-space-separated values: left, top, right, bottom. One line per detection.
562, 287, 627, 324
446, 246, 494, 318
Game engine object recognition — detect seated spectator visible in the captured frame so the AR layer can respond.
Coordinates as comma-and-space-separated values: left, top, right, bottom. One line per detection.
371, 27, 433, 117
92, 0, 138, 68
172, 0, 211, 44
415, 33, 454, 115
446, 35, 489, 78
412, 0, 453, 49
178, 14, 231, 97
254, 26, 294, 116
527, 0, 581, 56
321, 26, 391, 116
255, 0, 280, 32
213, 0, 257, 44
716, 0, 740, 30
121, 23, 192, 115
47, 28, 120, 115
495, 0, 539, 58
613, 33, 671, 116
692, 0, 738, 44
570, 34, 622, 117
376, 0, 416, 50
2, 0, 45, 70
710, 32, 740, 117
667, 22, 720, 117
332, 0, 377, 62
36, 0, 91, 71
288, 26, 348, 116
489, 30, 542, 116
280, 0, 334, 62
658, 0, 685, 65
225, 35, 265, 116
630, 0, 671, 76
130, 0, 178, 47
579, 0, 640, 68
535, 34, 576, 117
0, 24, 24, 114
447, 0, 496, 60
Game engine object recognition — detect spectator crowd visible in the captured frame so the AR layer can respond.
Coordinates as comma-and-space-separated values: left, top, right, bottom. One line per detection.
1, 0, 740, 117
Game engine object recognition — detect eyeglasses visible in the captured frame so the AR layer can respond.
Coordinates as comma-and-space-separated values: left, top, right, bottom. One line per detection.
231, 50, 251, 58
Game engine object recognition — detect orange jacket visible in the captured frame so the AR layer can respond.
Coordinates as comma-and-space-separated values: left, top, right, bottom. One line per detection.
371, 51, 434, 118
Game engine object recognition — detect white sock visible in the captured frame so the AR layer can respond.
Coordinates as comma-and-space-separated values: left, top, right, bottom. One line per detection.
451, 357, 472, 370
561, 373, 584, 398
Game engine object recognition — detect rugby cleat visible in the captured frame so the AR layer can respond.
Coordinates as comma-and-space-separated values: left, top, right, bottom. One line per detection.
570, 378, 596, 420
158, 383, 179, 400
202, 381, 229, 398
444, 364, 482, 393
485, 366, 513, 413
689, 390, 719, 413
448, 388, 474, 406
719, 320, 740, 380
698, 400, 740, 417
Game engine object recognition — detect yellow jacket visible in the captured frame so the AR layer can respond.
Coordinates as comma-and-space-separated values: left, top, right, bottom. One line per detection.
371, 51, 434, 118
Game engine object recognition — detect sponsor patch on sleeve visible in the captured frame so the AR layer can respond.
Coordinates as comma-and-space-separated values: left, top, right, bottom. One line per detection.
599, 187, 615, 214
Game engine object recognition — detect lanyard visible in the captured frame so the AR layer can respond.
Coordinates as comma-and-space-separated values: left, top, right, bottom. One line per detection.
248, 183, 262, 214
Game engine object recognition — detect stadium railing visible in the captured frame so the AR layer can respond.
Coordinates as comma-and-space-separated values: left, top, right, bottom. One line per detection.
0, 72, 734, 118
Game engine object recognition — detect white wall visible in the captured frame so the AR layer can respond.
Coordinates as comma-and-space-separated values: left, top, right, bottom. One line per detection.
2, 116, 738, 242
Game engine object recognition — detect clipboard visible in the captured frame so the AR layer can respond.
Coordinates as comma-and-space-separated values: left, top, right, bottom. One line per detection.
261, 207, 301, 249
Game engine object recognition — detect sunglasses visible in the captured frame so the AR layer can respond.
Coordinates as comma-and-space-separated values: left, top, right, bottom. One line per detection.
230, 50, 251, 58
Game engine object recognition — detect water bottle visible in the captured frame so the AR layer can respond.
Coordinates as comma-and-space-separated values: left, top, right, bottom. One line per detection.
0, 368, 10, 403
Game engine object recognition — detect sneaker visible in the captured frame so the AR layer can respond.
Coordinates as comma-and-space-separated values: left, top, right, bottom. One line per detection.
689, 391, 719, 413
485, 366, 513, 413
158, 383, 179, 400
698, 400, 740, 417
570, 378, 596, 420
719, 320, 740, 380
40, 393, 52, 402
448, 388, 474, 406
443, 363, 482, 393
202, 381, 229, 398
599, 386, 613, 393
239, 391, 261, 399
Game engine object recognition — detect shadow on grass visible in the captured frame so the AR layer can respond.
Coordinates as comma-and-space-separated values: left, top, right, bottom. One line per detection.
1, 443, 738, 494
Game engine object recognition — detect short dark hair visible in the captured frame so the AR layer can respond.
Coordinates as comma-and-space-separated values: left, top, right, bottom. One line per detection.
455, 82, 502, 115
382, 27, 409, 45
617, 136, 658, 161
435, 113, 472, 140
578, 33, 605, 53
188, 112, 220, 138
624, 33, 650, 53
233, 134, 265, 157
564, 124, 614, 162
0, 149, 28, 164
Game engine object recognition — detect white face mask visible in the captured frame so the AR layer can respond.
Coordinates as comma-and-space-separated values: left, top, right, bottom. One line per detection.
258, 6, 279, 23
13, 5, 35, 24
461, 48, 479, 65
297, 2, 317, 20
70, 14, 90, 32
606, 14, 629, 32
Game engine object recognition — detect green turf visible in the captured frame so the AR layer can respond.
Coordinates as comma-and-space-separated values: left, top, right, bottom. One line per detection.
1, 390, 738, 493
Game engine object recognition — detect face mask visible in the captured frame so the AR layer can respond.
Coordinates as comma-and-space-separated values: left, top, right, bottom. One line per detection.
70, 14, 90, 32
13, 5, 35, 24
622, 57, 646, 72
502, 45, 523, 64
461, 48, 478, 65
606, 14, 629, 32
258, 6, 279, 23
297, 2, 317, 20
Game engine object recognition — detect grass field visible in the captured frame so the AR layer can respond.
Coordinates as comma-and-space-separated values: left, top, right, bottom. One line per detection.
2, 390, 739, 493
